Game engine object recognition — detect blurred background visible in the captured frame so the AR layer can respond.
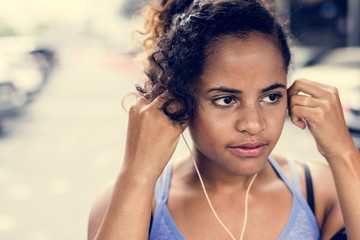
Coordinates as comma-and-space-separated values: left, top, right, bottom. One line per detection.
0, 0, 359, 239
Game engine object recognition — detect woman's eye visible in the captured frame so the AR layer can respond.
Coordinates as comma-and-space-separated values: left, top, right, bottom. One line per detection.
262, 93, 282, 103
213, 96, 236, 107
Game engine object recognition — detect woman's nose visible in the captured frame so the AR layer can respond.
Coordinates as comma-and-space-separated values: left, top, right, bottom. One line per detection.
235, 105, 265, 135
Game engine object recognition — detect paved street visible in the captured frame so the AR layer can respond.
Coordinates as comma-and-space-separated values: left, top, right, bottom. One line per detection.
0, 41, 325, 240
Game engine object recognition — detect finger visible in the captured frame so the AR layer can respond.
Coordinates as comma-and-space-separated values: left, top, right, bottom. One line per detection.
148, 91, 184, 119
288, 79, 329, 99
291, 115, 307, 129
131, 95, 151, 110
142, 91, 187, 132
289, 94, 326, 109
289, 104, 322, 129
146, 91, 185, 129
131, 91, 168, 111
288, 95, 315, 129
147, 91, 169, 109
289, 104, 311, 129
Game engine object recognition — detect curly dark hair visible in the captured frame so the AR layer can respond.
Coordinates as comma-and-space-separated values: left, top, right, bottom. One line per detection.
138, 0, 291, 124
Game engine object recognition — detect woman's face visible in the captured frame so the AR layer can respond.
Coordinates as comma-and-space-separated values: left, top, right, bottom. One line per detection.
189, 32, 288, 176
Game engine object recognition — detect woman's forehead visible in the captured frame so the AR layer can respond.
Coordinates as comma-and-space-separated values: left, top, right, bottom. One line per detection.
198, 33, 287, 91
204, 33, 282, 65
203, 33, 284, 70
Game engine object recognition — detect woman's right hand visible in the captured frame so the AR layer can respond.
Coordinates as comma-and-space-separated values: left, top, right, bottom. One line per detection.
122, 93, 184, 178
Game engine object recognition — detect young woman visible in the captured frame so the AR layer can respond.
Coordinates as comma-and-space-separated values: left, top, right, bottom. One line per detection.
88, 0, 360, 239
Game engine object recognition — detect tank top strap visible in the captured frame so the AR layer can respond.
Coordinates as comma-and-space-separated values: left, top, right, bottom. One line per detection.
268, 156, 320, 239
154, 163, 173, 203
268, 156, 296, 193
287, 158, 302, 193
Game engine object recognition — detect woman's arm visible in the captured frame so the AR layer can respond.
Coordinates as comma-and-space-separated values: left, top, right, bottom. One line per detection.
288, 79, 360, 239
326, 147, 360, 239
90, 169, 157, 240
88, 94, 183, 240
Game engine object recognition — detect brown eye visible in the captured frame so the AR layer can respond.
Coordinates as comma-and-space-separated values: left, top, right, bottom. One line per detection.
262, 93, 282, 103
223, 96, 233, 104
213, 96, 236, 107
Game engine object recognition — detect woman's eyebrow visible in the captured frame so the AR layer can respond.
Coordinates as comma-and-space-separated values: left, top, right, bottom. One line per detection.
261, 83, 286, 93
207, 87, 242, 94
207, 84, 286, 94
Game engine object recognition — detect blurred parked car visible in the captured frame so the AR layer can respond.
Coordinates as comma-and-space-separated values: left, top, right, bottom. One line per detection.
0, 77, 27, 133
291, 47, 360, 147
0, 36, 56, 99
30, 47, 56, 80
0, 58, 27, 110
0, 78, 26, 115
0, 52, 44, 98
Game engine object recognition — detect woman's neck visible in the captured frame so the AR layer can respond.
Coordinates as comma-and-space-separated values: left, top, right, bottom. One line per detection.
182, 150, 274, 194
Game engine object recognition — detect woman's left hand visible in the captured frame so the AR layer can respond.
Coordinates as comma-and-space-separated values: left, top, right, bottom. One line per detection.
288, 79, 355, 160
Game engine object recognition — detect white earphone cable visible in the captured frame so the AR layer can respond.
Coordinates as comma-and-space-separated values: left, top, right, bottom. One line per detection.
239, 172, 257, 240
181, 134, 257, 240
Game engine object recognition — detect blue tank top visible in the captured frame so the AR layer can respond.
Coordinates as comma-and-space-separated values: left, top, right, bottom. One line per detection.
149, 156, 320, 239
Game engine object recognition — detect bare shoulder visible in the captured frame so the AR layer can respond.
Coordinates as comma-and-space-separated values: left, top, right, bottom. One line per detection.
88, 181, 115, 240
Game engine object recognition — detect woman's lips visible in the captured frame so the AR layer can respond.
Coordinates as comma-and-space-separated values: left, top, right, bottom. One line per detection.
228, 143, 267, 157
